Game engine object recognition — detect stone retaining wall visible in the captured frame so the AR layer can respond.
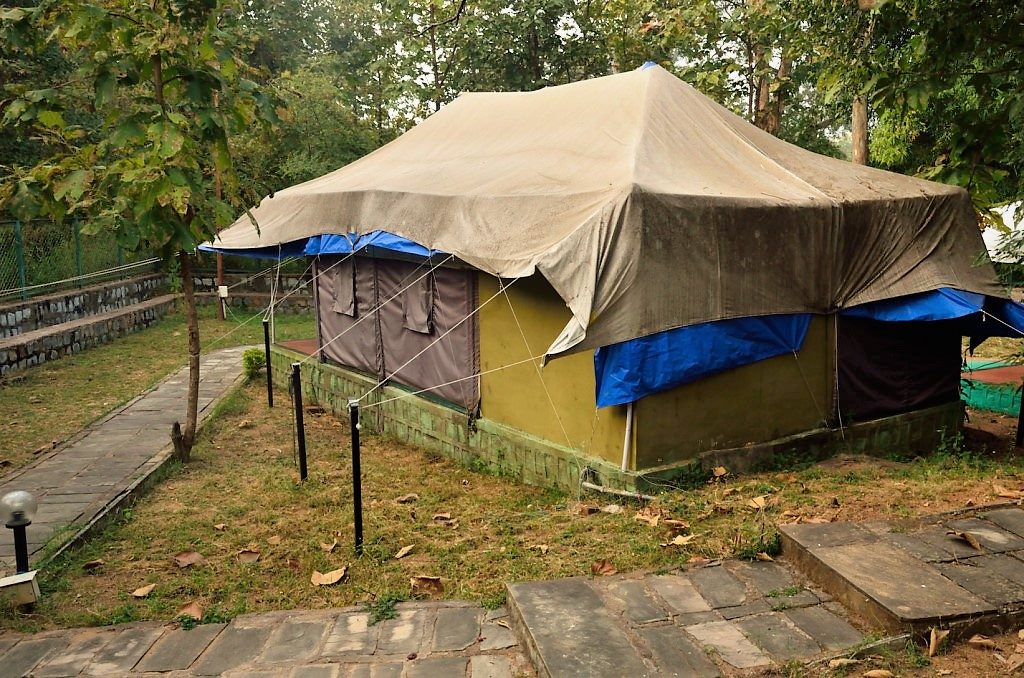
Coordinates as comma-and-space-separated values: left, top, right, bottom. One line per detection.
0, 273, 166, 339
272, 345, 965, 492
192, 271, 310, 294
192, 271, 313, 315
195, 291, 312, 315
0, 296, 176, 376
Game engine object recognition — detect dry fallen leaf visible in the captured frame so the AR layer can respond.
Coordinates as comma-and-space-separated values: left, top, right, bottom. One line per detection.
660, 534, 697, 548
320, 539, 338, 553
311, 566, 348, 586
755, 552, 774, 562
969, 633, 998, 650
395, 545, 415, 559
83, 559, 105, 572
712, 466, 728, 477
827, 658, 860, 669
634, 507, 664, 528
591, 559, 618, 576
687, 556, 710, 565
947, 530, 984, 551
131, 583, 156, 598
410, 575, 444, 597
862, 671, 894, 678
577, 504, 599, 517
600, 504, 623, 514
747, 495, 771, 510
721, 487, 737, 497
395, 493, 419, 504
213, 523, 227, 531
1007, 653, 1024, 673
928, 627, 950, 657
531, 544, 550, 555
267, 535, 282, 545
177, 601, 203, 621
237, 549, 260, 564
432, 512, 452, 521
172, 551, 206, 569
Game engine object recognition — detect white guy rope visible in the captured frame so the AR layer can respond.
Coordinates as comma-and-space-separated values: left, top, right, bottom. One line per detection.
0, 257, 161, 297
300, 253, 457, 366
496, 278, 575, 449
357, 275, 519, 402
791, 350, 827, 425
360, 354, 545, 409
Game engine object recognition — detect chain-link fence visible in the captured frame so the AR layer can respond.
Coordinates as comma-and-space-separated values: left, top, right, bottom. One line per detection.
0, 218, 160, 302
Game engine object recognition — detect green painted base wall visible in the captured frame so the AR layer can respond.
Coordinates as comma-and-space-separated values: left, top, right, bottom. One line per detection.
273, 347, 964, 493
962, 380, 1020, 416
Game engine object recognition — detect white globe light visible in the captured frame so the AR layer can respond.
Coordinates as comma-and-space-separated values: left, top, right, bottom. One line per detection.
1, 490, 38, 525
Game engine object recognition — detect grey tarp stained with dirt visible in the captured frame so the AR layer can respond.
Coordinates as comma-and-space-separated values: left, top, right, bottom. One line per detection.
210, 65, 1002, 359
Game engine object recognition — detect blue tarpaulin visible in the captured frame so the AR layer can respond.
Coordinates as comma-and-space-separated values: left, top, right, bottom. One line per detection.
593, 314, 812, 408
305, 232, 446, 258
841, 287, 1024, 343
198, 231, 446, 260
197, 240, 308, 259
594, 288, 1024, 408
841, 288, 985, 322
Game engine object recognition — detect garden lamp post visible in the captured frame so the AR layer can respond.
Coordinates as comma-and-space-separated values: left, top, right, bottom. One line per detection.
2, 490, 37, 574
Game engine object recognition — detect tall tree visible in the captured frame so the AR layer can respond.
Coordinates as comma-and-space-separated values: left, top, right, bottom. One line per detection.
0, 0, 280, 460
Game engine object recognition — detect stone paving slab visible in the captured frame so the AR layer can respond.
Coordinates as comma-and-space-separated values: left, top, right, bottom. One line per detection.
0, 346, 247, 574
780, 506, 1024, 635
0, 604, 531, 677
506, 560, 861, 677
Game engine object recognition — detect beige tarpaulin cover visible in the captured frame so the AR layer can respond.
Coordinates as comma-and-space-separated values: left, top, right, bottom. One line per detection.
209, 65, 1001, 358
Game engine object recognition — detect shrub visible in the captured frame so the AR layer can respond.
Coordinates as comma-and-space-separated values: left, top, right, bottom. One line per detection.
242, 348, 267, 381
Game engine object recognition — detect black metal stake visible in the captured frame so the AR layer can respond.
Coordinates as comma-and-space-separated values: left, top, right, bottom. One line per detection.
7, 519, 29, 574
292, 362, 308, 482
349, 400, 364, 555
263, 319, 274, 408
1016, 380, 1024, 448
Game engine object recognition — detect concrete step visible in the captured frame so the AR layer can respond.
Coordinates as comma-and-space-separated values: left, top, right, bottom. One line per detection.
780, 505, 1024, 639
506, 561, 864, 678
0, 294, 177, 376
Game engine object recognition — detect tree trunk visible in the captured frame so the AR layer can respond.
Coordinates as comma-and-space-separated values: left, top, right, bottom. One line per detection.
852, 96, 869, 165
174, 250, 201, 462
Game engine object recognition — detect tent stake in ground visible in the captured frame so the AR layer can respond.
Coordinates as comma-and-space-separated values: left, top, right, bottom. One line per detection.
1017, 378, 1024, 448
263, 319, 274, 408
349, 399, 364, 555
291, 362, 308, 481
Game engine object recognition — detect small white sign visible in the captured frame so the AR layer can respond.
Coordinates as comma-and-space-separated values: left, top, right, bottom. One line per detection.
218, 285, 229, 298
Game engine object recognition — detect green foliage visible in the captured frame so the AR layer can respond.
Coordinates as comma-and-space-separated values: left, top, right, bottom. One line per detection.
232, 60, 376, 191
242, 348, 267, 381
0, 1, 281, 260
364, 591, 405, 626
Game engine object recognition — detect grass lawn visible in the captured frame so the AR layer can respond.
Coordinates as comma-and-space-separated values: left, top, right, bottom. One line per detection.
6, 379, 1024, 638
0, 305, 314, 473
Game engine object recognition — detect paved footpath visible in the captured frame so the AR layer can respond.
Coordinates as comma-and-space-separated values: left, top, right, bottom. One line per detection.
0, 602, 532, 677
0, 346, 247, 574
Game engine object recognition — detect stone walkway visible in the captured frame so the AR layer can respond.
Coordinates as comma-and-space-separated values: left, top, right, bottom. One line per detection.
0, 603, 532, 677
507, 559, 865, 677
0, 346, 246, 574
781, 504, 1024, 637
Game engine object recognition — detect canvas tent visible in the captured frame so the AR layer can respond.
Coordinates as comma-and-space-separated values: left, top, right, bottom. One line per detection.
204, 64, 1024, 481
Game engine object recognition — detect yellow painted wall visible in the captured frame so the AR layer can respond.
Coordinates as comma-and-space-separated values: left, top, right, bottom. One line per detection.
478, 274, 628, 465
633, 315, 834, 468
